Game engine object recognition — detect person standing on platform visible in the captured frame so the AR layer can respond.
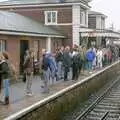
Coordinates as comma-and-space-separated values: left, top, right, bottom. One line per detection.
92, 47, 97, 70
23, 50, 34, 96
1, 52, 16, 105
72, 48, 80, 80
96, 48, 103, 69
63, 46, 72, 81
56, 46, 64, 80
41, 49, 50, 93
86, 48, 95, 73
46, 52, 58, 84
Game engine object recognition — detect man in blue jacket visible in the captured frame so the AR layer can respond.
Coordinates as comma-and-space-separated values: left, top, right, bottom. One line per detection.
86, 48, 95, 73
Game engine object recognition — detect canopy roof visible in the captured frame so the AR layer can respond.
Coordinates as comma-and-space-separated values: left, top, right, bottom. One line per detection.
0, 10, 64, 38
80, 29, 120, 38
88, 11, 107, 18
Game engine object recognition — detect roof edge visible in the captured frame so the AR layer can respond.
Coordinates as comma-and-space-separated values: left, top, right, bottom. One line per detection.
0, 2, 90, 9
88, 11, 107, 18
0, 29, 65, 38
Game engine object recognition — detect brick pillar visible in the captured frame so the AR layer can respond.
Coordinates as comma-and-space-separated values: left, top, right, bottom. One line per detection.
72, 5, 80, 46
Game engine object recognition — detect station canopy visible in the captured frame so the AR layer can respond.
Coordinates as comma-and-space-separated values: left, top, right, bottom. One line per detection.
80, 29, 120, 39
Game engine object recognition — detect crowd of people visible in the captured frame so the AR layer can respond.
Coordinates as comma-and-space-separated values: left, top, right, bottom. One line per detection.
0, 44, 119, 105
36, 45, 119, 94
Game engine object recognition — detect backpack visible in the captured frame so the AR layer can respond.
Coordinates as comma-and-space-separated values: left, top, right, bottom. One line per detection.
23, 57, 30, 69
73, 54, 80, 64
7, 61, 17, 80
42, 56, 49, 71
0, 60, 16, 80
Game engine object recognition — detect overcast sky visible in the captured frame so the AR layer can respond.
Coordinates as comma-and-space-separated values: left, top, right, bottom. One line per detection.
0, 0, 7, 1
90, 0, 120, 30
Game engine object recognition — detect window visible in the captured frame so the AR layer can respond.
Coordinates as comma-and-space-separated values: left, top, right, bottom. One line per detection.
80, 11, 86, 25
0, 40, 6, 52
101, 17, 105, 29
45, 11, 57, 25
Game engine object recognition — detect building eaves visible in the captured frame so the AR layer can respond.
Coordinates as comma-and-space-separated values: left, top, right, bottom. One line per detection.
0, 29, 65, 38
80, 28, 120, 38
88, 11, 107, 18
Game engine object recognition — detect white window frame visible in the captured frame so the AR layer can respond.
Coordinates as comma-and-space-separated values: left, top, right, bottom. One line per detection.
45, 11, 58, 25
80, 11, 86, 26
0, 40, 6, 52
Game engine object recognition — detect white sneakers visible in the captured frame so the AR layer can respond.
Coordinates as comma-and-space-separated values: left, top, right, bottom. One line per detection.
25, 93, 33, 96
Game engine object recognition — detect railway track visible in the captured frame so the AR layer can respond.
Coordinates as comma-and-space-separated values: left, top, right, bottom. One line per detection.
75, 77, 120, 120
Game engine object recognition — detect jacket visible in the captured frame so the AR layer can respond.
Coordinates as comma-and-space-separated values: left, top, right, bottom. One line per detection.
41, 54, 50, 71
24, 55, 34, 75
86, 50, 95, 62
0, 60, 11, 79
56, 51, 63, 62
63, 51, 72, 68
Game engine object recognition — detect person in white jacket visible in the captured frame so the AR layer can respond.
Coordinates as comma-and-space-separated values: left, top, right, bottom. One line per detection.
97, 48, 103, 69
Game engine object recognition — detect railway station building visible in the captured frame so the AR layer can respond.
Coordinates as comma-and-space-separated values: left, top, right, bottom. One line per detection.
0, 0, 120, 71
0, 0, 92, 71
80, 11, 120, 48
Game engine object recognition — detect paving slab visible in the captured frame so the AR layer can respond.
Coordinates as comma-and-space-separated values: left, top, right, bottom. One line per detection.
0, 70, 93, 119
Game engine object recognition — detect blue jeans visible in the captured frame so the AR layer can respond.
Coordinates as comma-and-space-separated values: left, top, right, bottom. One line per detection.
26, 73, 33, 94
42, 69, 50, 93
87, 61, 92, 72
3, 79, 9, 97
57, 61, 64, 79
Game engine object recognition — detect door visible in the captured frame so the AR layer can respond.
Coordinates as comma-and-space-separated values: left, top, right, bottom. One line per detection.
20, 40, 29, 73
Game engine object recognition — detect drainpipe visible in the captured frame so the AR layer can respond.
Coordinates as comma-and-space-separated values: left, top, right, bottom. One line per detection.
47, 37, 51, 52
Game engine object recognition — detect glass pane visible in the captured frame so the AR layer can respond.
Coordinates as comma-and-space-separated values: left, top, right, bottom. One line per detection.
52, 17, 56, 23
52, 12, 56, 18
47, 12, 51, 18
52, 12, 56, 23
47, 12, 51, 23
48, 17, 51, 23
80, 12, 86, 25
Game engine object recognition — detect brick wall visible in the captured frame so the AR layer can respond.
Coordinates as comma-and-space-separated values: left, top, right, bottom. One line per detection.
0, 34, 62, 73
4, 6, 73, 45
51, 38, 63, 52
12, 6, 72, 24
0, 35, 20, 71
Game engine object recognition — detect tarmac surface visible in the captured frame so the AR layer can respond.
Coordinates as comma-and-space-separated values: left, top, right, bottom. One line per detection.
0, 70, 95, 119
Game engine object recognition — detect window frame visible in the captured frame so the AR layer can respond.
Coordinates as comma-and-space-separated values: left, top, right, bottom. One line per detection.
45, 11, 58, 25
80, 11, 86, 26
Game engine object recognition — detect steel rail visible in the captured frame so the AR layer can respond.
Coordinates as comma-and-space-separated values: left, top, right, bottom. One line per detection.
75, 77, 120, 120
100, 112, 109, 120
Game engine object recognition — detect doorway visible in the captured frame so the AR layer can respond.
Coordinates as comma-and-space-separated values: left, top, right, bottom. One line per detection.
20, 40, 29, 73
